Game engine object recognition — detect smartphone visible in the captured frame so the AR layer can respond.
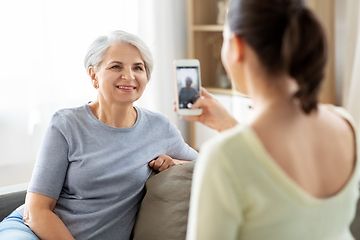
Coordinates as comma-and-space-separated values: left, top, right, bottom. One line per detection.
174, 59, 203, 116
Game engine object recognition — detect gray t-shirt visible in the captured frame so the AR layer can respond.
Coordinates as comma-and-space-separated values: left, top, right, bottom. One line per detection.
18, 104, 198, 240
179, 87, 199, 104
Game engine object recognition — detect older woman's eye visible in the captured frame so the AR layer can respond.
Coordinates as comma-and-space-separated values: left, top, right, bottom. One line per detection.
134, 66, 144, 71
111, 65, 121, 69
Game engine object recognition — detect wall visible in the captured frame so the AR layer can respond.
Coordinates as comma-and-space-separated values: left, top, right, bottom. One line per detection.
0, 0, 189, 187
0, 0, 349, 187
334, 0, 347, 105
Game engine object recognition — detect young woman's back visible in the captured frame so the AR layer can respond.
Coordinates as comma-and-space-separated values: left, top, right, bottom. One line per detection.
252, 104, 356, 199
187, 104, 359, 240
186, 0, 360, 239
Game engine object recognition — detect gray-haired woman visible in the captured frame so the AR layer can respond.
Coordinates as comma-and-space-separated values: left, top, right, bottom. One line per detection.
0, 30, 198, 240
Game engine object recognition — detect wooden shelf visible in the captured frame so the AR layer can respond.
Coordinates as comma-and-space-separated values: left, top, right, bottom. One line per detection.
192, 25, 224, 32
231, 89, 251, 98
206, 88, 250, 98
206, 88, 232, 95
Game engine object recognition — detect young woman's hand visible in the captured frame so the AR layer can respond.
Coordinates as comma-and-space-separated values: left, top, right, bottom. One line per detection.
178, 87, 238, 132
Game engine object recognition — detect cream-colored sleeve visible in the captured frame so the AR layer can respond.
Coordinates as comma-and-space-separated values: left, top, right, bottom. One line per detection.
186, 139, 244, 240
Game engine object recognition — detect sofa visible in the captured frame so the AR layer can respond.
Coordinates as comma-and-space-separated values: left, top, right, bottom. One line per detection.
1, 161, 360, 240
0, 161, 195, 240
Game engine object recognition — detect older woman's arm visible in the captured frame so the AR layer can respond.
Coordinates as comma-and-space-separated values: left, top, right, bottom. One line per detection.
24, 192, 75, 240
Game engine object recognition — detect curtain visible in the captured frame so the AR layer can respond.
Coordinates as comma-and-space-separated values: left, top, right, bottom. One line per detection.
136, 0, 189, 140
343, 0, 360, 124
0, 0, 188, 187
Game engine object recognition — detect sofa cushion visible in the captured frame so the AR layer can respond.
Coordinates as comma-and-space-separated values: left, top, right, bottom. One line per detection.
132, 161, 195, 240
0, 191, 26, 221
350, 192, 360, 239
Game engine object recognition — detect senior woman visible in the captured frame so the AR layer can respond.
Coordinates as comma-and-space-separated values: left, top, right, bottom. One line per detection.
0, 30, 198, 240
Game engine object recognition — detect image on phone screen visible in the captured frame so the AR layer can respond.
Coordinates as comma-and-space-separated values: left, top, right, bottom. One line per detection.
176, 66, 200, 109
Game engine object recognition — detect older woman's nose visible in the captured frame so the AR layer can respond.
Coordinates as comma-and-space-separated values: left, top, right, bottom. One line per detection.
121, 67, 135, 80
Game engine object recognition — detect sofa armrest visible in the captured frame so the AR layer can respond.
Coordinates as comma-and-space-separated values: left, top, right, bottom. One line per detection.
0, 183, 28, 221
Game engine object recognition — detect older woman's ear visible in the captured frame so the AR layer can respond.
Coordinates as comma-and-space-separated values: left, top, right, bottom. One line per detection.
88, 66, 99, 89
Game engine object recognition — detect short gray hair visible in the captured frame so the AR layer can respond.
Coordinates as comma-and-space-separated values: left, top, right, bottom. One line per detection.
84, 30, 154, 81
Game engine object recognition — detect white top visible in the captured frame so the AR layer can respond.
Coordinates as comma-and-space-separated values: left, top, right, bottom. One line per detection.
187, 105, 359, 240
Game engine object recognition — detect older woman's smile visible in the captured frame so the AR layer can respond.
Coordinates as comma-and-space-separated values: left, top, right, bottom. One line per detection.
89, 43, 148, 105
116, 85, 136, 91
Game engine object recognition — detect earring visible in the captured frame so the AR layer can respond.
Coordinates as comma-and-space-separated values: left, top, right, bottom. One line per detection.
95, 84, 98, 89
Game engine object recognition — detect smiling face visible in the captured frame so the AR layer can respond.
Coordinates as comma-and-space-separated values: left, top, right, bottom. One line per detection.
90, 43, 148, 106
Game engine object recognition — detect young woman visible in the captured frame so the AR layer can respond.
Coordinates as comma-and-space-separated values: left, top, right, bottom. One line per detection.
185, 0, 359, 239
0, 30, 197, 240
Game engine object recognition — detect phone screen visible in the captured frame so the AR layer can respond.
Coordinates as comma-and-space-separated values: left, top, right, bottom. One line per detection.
176, 66, 200, 109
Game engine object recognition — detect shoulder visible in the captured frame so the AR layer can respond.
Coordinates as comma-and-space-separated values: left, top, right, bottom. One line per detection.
194, 125, 252, 192
198, 124, 253, 167
319, 104, 357, 144
50, 104, 88, 129
322, 104, 357, 131
136, 106, 171, 125
195, 125, 269, 194
55, 105, 86, 119
203, 124, 251, 151
321, 103, 357, 158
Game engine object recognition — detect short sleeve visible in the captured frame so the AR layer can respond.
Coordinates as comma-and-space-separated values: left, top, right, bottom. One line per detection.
186, 139, 244, 240
166, 119, 198, 161
28, 113, 70, 200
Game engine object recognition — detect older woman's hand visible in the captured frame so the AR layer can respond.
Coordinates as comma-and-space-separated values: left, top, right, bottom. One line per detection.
149, 154, 176, 172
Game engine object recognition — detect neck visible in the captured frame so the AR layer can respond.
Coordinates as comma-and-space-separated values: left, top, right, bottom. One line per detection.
244, 65, 301, 121
89, 100, 137, 128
